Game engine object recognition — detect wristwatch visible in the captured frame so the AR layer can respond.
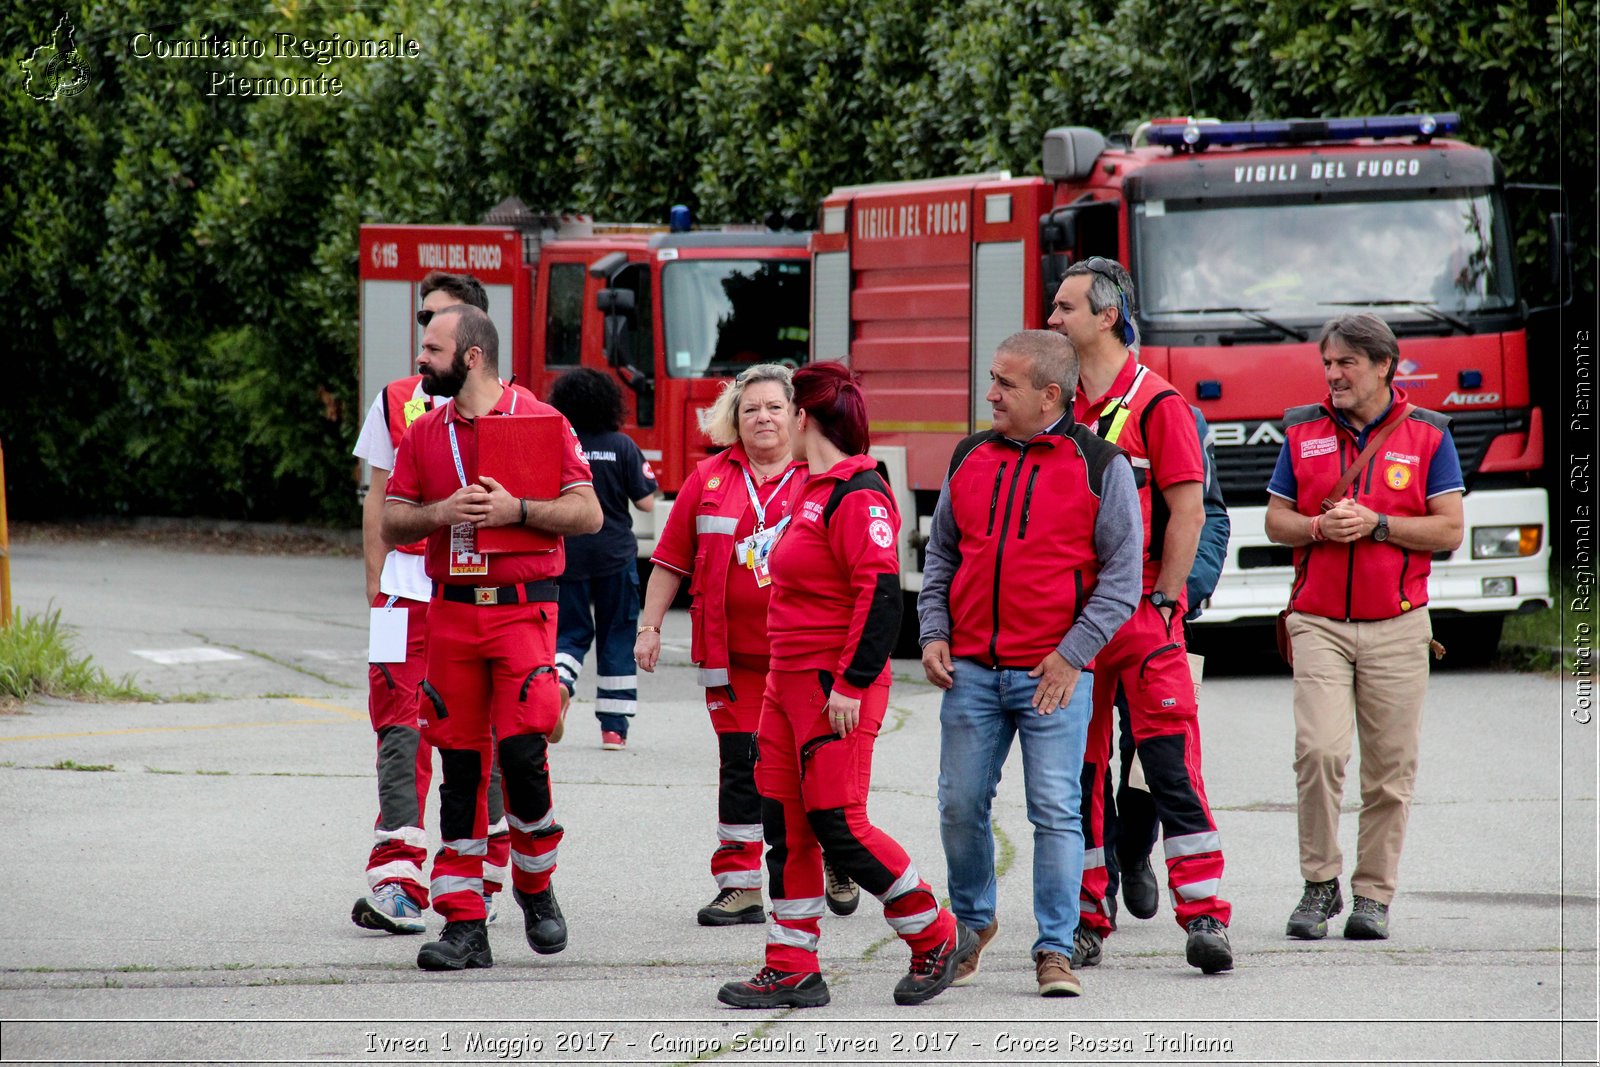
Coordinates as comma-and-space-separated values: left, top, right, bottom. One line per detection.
1147, 590, 1175, 613
1373, 514, 1391, 542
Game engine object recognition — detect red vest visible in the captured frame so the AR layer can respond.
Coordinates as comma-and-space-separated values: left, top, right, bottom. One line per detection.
382, 375, 435, 557
682, 446, 808, 687
945, 422, 1121, 667
1284, 391, 1453, 621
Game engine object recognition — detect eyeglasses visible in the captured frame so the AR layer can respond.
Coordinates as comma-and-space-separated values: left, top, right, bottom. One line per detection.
415, 309, 434, 327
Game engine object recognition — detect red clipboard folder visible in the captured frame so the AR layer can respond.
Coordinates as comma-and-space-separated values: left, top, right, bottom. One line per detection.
476, 413, 564, 553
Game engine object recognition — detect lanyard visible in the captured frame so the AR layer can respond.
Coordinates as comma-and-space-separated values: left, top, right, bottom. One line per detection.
444, 388, 519, 490
1089, 364, 1149, 444
743, 465, 796, 534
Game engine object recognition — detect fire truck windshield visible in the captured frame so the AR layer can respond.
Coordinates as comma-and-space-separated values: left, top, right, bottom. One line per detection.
661, 258, 810, 378
1133, 192, 1517, 332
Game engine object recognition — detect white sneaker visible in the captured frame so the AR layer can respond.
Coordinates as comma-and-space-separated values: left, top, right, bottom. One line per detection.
351, 883, 426, 934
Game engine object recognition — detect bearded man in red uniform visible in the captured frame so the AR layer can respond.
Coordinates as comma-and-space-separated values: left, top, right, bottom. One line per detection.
383, 304, 601, 971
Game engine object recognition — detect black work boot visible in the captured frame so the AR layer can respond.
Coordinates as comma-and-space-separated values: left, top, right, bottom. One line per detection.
1185, 915, 1234, 973
893, 922, 976, 1006
514, 885, 568, 954
1121, 855, 1161, 920
1286, 878, 1344, 940
416, 919, 492, 971
1344, 895, 1390, 940
717, 967, 831, 1008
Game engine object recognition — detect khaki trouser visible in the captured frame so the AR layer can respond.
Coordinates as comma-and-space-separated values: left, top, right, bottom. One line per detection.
1287, 609, 1432, 904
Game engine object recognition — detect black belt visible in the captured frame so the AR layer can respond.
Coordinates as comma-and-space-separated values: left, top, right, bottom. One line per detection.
435, 580, 559, 607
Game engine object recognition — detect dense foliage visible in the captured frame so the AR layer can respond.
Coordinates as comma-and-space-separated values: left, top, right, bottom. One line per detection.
4, 0, 1593, 522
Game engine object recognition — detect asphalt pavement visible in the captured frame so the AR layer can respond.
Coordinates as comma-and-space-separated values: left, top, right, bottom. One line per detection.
0, 532, 1595, 1065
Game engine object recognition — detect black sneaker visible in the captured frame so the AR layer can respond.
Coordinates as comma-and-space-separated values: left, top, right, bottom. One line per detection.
717, 967, 831, 1008
1185, 915, 1233, 973
1070, 924, 1103, 968
514, 885, 568, 954
416, 919, 492, 971
1121, 855, 1161, 920
893, 922, 976, 1006
1344, 895, 1390, 940
1286, 878, 1343, 940
823, 859, 861, 916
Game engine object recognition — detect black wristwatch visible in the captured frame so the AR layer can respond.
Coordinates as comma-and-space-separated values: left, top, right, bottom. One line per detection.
1148, 590, 1175, 613
1373, 514, 1391, 542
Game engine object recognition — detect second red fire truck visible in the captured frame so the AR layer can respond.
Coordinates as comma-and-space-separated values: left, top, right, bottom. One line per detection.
357, 203, 811, 555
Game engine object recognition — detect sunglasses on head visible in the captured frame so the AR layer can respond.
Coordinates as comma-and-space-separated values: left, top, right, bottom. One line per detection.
1079, 256, 1123, 284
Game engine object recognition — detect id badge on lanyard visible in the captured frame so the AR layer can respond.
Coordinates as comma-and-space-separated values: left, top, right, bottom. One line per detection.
737, 466, 794, 587
447, 420, 489, 577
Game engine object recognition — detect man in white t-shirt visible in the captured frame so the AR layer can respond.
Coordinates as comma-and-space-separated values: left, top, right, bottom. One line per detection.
349, 272, 516, 934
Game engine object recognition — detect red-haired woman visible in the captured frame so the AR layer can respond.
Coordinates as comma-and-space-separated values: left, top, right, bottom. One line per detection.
717, 362, 974, 1010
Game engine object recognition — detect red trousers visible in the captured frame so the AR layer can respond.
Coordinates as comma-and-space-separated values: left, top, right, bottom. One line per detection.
1079, 598, 1230, 933
420, 596, 564, 921
755, 668, 954, 973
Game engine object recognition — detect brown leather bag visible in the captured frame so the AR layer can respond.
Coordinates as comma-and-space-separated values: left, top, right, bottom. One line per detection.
1276, 405, 1414, 666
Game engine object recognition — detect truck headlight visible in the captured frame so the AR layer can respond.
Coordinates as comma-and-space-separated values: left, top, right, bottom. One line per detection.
1471, 525, 1541, 559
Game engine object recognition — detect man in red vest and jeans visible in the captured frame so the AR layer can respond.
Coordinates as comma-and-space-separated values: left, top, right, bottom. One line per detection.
1266, 313, 1463, 942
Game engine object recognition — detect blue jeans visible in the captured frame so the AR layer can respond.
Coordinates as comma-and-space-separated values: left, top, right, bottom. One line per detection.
555, 568, 640, 736
938, 657, 1092, 958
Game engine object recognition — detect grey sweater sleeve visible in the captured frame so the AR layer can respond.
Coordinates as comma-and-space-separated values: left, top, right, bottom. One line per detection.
916, 478, 959, 646
1058, 456, 1143, 669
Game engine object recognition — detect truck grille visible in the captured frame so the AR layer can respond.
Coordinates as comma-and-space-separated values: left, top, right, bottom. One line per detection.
1213, 409, 1526, 507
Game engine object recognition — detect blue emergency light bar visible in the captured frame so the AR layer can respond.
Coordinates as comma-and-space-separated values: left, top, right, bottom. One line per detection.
1145, 113, 1459, 151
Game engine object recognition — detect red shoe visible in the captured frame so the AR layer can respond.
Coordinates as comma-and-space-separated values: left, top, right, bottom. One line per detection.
601, 730, 626, 751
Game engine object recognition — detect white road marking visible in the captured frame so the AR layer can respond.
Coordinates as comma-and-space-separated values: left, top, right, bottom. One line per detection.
130, 647, 245, 665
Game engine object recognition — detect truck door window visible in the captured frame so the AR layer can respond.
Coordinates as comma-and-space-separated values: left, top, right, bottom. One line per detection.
661, 259, 810, 378
544, 263, 583, 366
602, 262, 653, 372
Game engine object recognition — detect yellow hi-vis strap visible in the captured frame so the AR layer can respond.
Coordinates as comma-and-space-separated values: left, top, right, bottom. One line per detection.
1102, 406, 1132, 445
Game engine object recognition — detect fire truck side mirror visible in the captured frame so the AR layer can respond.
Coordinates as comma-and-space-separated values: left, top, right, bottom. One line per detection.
1548, 212, 1573, 302
1041, 126, 1107, 183
597, 288, 638, 369
596, 288, 636, 317
589, 251, 628, 279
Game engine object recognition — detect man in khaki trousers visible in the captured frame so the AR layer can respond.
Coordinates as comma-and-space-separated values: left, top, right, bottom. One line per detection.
1263, 313, 1464, 940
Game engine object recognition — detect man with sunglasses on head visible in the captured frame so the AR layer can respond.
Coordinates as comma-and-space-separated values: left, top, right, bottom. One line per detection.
1048, 258, 1233, 974
350, 272, 517, 938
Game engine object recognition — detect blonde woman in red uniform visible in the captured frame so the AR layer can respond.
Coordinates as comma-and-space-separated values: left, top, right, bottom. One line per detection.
636, 365, 859, 925
716, 362, 975, 1009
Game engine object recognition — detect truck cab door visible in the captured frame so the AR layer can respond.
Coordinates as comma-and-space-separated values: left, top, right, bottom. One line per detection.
594, 259, 656, 430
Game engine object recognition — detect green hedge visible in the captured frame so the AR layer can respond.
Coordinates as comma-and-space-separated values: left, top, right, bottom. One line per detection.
4, 0, 1592, 523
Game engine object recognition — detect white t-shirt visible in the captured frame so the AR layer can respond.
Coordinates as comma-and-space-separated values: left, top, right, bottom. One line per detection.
352, 388, 433, 603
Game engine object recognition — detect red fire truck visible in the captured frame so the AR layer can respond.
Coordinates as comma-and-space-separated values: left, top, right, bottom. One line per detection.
811, 114, 1558, 653
358, 206, 811, 554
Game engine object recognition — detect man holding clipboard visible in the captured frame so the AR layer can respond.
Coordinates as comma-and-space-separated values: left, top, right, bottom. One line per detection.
383, 304, 601, 971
